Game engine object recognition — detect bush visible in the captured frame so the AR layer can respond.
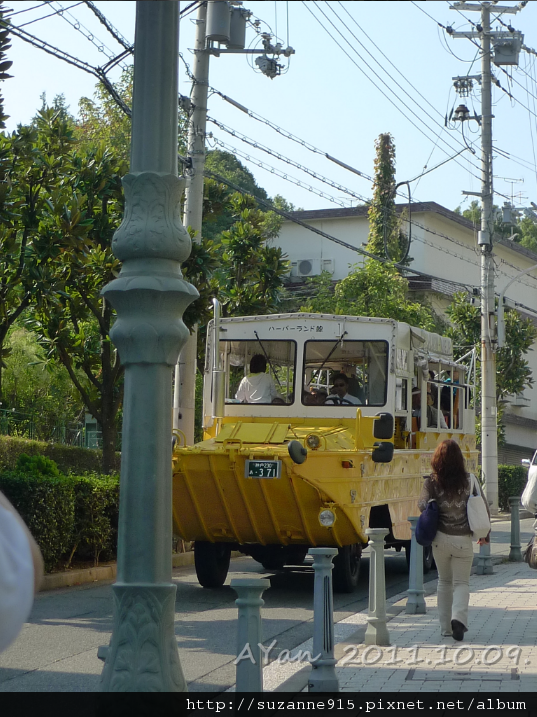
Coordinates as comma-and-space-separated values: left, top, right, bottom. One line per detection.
17, 453, 60, 477
498, 464, 528, 512
0, 471, 75, 571
67, 473, 120, 567
0, 434, 120, 474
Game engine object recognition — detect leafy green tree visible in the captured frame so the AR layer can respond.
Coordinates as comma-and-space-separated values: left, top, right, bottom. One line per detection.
28, 134, 127, 473
300, 260, 435, 330
446, 292, 537, 443
517, 216, 537, 254
3, 327, 84, 438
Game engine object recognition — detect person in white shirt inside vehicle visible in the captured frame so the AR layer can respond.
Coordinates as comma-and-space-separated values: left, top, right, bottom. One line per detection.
324, 374, 361, 405
235, 354, 283, 404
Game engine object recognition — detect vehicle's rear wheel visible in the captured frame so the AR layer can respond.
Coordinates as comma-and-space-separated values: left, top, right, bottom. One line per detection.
333, 543, 362, 593
194, 541, 231, 588
405, 542, 435, 574
261, 546, 285, 570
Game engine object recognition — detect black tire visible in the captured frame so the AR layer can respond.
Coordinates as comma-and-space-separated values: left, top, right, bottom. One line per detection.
333, 543, 362, 593
405, 542, 435, 574
194, 541, 231, 588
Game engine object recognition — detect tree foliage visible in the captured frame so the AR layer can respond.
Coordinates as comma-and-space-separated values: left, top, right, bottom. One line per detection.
300, 260, 435, 330
446, 291, 537, 443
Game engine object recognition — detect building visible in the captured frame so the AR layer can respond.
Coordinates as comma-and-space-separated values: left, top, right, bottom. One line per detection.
273, 201, 537, 464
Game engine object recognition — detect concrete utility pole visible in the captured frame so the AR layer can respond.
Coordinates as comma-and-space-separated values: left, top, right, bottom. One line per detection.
174, 1, 210, 445
451, 2, 522, 514
174, 0, 294, 444
100, 2, 198, 692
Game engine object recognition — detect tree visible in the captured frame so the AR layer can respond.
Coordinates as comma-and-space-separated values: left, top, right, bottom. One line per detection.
366, 133, 410, 263
446, 291, 537, 444
300, 260, 435, 331
28, 134, 128, 473
3, 326, 84, 439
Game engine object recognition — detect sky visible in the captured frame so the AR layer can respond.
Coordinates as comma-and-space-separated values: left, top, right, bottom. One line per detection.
5, 1, 537, 216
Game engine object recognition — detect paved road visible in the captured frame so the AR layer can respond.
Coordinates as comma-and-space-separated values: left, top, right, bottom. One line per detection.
0, 547, 430, 693
0, 516, 529, 693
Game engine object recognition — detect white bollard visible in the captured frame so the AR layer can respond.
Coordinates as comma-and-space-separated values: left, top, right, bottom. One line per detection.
231, 578, 270, 693
406, 517, 426, 614
364, 528, 390, 646
307, 548, 339, 693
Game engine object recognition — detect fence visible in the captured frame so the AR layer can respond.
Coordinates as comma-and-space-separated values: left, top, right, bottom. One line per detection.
0, 410, 121, 450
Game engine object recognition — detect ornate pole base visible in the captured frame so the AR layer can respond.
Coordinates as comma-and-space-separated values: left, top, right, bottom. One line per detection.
100, 584, 186, 692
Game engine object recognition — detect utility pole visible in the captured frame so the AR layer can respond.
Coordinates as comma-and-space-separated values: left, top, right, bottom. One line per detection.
174, 0, 294, 444
174, 1, 210, 445
450, 2, 522, 514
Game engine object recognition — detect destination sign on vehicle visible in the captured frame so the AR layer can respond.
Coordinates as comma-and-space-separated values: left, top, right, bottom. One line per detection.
245, 460, 282, 479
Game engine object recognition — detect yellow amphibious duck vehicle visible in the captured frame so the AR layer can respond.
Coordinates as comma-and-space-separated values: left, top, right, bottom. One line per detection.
172, 306, 477, 592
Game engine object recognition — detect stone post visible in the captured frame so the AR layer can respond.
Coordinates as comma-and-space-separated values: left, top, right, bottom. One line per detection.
307, 548, 339, 693
509, 496, 523, 562
99, 2, 198, 692
231, 579, 270, 693
364, 528, 390, 646
406, 517, 426, 614
476, 540, 494, 575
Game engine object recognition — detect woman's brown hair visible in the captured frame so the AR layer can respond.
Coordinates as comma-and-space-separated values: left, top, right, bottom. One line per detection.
430, 439, 468, 496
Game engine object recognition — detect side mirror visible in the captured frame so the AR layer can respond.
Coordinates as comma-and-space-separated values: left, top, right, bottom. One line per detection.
372, 441, 394, 463
522, 459, 531, 467
374, 413, 394, 440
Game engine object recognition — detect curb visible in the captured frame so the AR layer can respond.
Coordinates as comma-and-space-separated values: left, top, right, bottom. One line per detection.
42, 564, 117, 591
41, 551, 244, 591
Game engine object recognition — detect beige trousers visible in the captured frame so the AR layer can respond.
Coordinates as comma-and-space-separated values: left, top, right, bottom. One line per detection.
431, 530, 474, 634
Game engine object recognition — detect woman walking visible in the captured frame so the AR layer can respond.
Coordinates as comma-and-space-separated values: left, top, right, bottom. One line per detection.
418, 440, 490, 641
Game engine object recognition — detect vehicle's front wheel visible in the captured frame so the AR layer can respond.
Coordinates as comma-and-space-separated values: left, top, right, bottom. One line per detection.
333, 543, 362, 593
194, 541, 231, 588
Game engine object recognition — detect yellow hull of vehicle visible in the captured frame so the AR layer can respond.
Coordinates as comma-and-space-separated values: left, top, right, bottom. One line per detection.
172, 417, 478, 548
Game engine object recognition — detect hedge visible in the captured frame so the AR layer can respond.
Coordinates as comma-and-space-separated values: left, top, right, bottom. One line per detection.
0, 454, 120, 572
0, 434, 120, 474
498, 464, 528, 512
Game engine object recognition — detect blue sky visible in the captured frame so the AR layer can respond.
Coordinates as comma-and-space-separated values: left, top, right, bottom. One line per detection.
5, 1, 537, 215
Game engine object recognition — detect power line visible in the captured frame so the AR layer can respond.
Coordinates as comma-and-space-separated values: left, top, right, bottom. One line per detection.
16, 2, 83, 28
210, 136, 350, 207
303, 1, 484, 185
206, 116, 369, 203
6, 21, 132, 117
82, 1, 131, 51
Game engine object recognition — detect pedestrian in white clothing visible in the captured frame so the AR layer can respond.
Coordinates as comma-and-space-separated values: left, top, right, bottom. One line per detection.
0, 491, 44, 652
235, 354, 282, 404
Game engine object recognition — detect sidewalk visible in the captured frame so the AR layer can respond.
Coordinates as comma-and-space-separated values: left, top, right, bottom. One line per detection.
265, 516, 537, 693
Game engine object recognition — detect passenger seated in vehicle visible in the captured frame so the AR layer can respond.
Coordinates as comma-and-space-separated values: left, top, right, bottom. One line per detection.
412, 388, 447, 429
302, 391, 318, 406
312, 388, 328, 405
235, 354, 283, 404
325, 374, 361, 405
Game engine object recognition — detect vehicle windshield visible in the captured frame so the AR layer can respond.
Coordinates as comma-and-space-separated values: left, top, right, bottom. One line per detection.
303, 340, 388, 406
220, 339, 296, 405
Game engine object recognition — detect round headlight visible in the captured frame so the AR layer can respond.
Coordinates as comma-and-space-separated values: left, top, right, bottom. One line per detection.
306, 434, 321, 449
319, 509, 336, 527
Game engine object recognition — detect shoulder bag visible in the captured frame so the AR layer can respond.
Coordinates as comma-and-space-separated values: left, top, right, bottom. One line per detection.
467, 473, 491, 539
416, 499, 439, 547
524, 535, 537, 569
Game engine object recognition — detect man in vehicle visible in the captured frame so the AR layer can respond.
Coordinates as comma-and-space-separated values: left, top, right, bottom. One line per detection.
325, 374, 361, 405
